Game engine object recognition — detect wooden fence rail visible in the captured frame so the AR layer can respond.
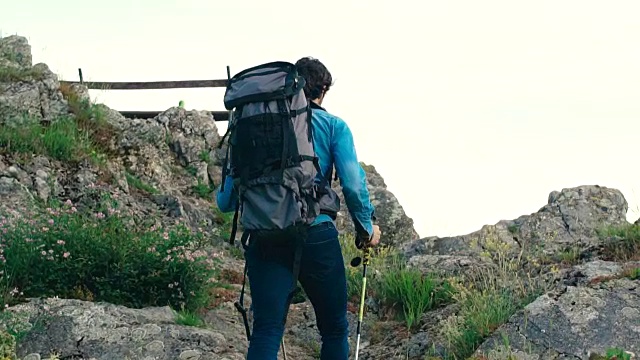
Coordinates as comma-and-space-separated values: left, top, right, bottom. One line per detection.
60, 68, 231, 121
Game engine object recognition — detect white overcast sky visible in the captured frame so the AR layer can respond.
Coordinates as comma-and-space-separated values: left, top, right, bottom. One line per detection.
3, 0, 639, 238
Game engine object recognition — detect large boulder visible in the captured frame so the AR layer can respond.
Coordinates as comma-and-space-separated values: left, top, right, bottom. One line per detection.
402, 185, 631, 275
5, 298, 244, 360
0, 35, 32, 68
0, 35, 68, 123
476, 261, 640, 359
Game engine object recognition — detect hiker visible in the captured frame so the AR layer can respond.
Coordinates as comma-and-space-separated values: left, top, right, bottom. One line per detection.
216, 57, 381, 360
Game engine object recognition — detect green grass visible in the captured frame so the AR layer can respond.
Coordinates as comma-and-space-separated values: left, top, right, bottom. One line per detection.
624, 267, 640, 280
604, 347, 632, 360
377, 268, 455, 330
589, 347, 634, 360
0, 88, 115, 167
0, 311, 47, 344
339, 234, 454, 330
432, 234, 547, 359
175, 309, 205, 327
597, 223, 640, 261
0, 65, 45, 82
192, 180, 215, 199
0, 330, 16, 360
198, 150, 211, 163
61, 86, 118, 157
212, 206, 235, 241
0, 116, 89, 162
0, 194, 221, 312
125, 172, 159, 194
441, 289, 523, 359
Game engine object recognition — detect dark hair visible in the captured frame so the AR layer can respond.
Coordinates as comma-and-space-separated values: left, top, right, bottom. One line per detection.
295, 57, 333, 100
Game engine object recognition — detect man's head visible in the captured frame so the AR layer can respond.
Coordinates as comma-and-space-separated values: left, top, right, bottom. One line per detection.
295, 57, 333, 105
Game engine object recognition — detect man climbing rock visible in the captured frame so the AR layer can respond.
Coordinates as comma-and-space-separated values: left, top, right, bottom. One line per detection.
216, 57, 381, 360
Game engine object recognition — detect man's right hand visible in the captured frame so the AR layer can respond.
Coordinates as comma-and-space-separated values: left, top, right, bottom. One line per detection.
355, 225, 381, 249
368, 225, 381, 247
356, 225, 381, 248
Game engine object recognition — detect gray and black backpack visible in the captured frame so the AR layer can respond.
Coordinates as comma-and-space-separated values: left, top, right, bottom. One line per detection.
219, 61, 331, 245
218, 61, 333, 339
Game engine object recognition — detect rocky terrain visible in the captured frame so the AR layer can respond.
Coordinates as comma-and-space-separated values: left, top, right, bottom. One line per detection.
0, 35, 638, 360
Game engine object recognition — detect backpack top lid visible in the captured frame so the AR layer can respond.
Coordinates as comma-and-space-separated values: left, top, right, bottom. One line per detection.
224, 61, 306, 111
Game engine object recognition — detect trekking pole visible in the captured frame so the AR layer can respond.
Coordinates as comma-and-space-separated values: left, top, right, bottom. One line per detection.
281, 339, 288, 360
350, 245, 372, 360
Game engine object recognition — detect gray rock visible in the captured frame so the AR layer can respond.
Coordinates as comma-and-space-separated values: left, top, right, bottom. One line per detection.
475, 278, 640, 359
0, 58, 68, 123
402, 185, 631, 262
0, 35, 32, 68
333, 163, 420, 247
406, 332, 431, 358
406, 253, 495, 277
9, 298, 243, 360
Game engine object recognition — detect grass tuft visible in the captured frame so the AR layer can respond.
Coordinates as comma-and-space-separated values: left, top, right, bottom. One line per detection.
597, 223, 640, 262
0, 66, 45, 82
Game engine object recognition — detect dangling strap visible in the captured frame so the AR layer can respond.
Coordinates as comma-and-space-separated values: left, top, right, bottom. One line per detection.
228, 200, 240, 245
280, 228, 307, 328
220, 144, 231, 192
234, 232, 252, 341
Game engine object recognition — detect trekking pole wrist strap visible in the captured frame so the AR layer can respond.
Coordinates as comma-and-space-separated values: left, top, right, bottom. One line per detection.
355, 231, 371, 249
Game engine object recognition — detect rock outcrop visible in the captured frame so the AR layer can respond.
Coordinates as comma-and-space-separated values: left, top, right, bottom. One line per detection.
8, 298, 244, 360
333, 163, 420, 247
476, 260, 640, 359
0, 36, 68, 124
402, 185, 630, 275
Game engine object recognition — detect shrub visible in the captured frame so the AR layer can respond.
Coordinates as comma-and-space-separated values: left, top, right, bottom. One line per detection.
0, 198, 220, 312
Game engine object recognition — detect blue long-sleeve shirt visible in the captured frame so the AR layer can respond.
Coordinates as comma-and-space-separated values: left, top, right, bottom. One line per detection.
215, 102, 375, 239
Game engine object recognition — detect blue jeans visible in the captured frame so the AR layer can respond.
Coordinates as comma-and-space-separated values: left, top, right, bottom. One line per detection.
245, 221, 349, 360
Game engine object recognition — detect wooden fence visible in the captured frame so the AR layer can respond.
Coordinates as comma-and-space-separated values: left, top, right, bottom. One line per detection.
59, 68, 230, 121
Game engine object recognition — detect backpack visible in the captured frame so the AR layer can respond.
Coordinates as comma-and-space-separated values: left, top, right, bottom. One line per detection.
217, 61, 331, 340
219, 61, 330, 244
